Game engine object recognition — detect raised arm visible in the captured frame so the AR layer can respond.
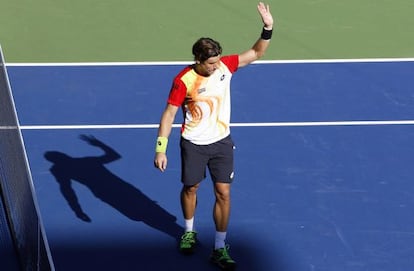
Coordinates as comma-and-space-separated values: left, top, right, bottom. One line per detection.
238, 2, 274, 68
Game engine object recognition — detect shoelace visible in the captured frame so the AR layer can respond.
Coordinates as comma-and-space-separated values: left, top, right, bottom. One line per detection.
182, 232, 196, 243
217, 245, 232, 260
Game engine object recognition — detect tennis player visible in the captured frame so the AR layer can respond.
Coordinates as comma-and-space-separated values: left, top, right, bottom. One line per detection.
154, 2, 274, 270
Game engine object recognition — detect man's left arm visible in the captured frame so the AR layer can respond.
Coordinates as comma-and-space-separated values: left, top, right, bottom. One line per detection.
238, 2, 274, 68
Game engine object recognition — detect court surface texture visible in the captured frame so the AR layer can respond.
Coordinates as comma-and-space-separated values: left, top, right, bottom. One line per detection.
6, 58, 414, 270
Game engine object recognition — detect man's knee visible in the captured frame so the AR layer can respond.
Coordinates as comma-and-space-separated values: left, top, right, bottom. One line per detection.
182, 183, 200, 195
214, 183, 231, 201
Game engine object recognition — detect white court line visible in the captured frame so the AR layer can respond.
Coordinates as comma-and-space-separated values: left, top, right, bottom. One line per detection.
5, 57, 414, 67
18, 120, 414, 130
0, 126, 19, 129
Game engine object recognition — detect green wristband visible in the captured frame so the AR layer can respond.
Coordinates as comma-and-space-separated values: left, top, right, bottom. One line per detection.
155, 136, 168, 153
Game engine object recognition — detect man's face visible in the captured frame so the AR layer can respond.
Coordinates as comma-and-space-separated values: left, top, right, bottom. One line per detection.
197, 55, 221, 76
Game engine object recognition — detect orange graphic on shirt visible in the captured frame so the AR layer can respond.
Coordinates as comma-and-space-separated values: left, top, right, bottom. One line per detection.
186, 76, 216, 126
184, 73, 228, 133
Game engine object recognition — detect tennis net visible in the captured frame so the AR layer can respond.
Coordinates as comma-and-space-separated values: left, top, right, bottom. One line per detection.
0, 45, 54, 270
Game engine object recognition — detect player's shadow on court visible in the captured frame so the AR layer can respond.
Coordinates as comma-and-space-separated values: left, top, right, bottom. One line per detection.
43, 134, 183, 240
43, 135, 263, 271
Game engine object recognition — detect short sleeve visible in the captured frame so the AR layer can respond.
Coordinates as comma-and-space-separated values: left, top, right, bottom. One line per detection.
220, 55, 239, 73
167, 78, 186, 106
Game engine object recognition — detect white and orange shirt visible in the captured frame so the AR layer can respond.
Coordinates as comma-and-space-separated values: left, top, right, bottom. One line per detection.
167, 55, 239, 145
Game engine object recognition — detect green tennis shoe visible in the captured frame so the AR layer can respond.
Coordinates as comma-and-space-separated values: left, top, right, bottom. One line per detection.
179, 231, 197, 254
210, 245, 236, 270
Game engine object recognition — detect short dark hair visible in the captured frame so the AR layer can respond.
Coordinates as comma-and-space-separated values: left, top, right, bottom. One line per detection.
192, 38, 222, 62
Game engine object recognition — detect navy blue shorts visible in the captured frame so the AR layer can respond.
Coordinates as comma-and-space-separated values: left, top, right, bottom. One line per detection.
180, 135, 235, 186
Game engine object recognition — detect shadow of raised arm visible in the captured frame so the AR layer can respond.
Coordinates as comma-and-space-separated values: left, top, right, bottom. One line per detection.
79, 134, 121, 163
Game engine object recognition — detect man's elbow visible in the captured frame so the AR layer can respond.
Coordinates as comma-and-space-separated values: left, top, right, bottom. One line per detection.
253, 49, 267, 61
256, 51, 266, 59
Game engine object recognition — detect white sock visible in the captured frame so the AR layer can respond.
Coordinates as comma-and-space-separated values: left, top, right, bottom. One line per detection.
184, 217, 194, 232
215, 231, 227, 249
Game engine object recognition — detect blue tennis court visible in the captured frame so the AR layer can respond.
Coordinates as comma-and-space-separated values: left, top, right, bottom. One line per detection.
7, 60, 414, 271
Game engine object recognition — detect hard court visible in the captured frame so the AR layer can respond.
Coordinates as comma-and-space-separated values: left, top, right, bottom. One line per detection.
6, 59, 414, 271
